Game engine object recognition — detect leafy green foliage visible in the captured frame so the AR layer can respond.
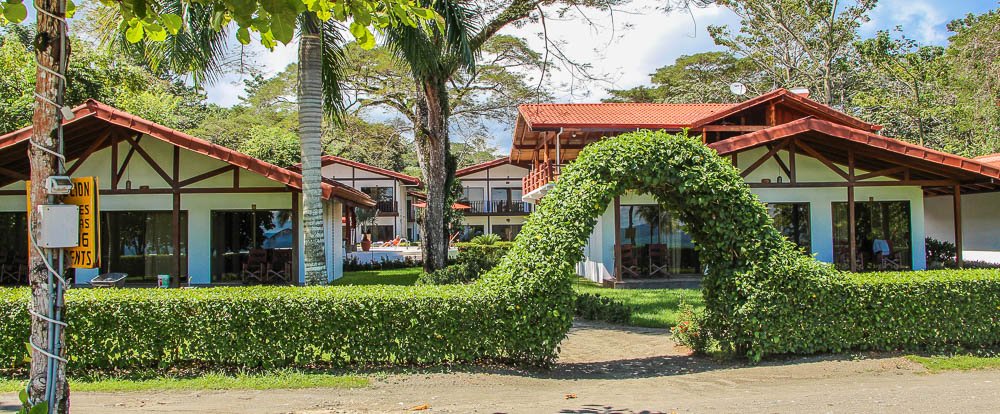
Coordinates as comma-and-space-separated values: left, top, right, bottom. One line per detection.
670, 301, 708, 352
417, 244, 511, 285
574, 294, 631, 325
571, 279, 703, 328
604, 52, 759, 103
925, 237, 957, 269
470, 233, 501, 245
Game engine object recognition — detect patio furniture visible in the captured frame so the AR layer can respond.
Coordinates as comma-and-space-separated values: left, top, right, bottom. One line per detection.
242, 248, 268, 284
619, 244, 641, 279
90, 272, 128, 288
1, 253, 27, 285
648, 243, 670, 278
267, 249, 293, 284
874, 239, 903, 270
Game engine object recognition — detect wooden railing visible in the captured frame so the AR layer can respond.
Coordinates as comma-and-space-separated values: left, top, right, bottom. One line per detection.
375, 200, 397, 214
465, 200, 533, 215
522, 162, 560, 195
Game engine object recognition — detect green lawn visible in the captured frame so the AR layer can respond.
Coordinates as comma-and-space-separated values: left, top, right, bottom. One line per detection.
334, 267, 701, 328
906, 355, 1000, 373
333, 267, 424, 286
572, 278, 703, 328
0, 370, 367, 392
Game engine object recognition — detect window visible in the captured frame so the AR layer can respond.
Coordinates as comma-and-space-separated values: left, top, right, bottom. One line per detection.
832, 201, 911, 271
368, 225, 395, 243
362, 186, 396, 213
491, 224, 522, 241
211, 210, 292, 283
619, 205, 700, 275
767, 203, 811, 252
101, 211, 188, 284
463, 187, 485, 213
0, 213, 27, 285
490, 188, 524, 213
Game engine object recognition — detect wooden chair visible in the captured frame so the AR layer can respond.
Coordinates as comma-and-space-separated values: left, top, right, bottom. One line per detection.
242, 248, 268, 284
2, 253, 27, 285
648, 243, 670, 278
267, 249, 293, 284
619, 244, 641, 279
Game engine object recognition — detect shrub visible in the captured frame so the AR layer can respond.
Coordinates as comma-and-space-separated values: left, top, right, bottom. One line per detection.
574, 293, 631, 325
0, 285, 509, 370
671, 301, 708, 353
417, 243, 512, 285
926, 237, 957, 269
470, 233, 501, 245
343, 255, 420, 271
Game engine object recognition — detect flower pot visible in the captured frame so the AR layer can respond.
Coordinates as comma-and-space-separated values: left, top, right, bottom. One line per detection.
361, 234, 372, 252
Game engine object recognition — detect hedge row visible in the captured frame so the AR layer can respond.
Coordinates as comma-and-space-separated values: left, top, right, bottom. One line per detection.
0, 285, 529, 369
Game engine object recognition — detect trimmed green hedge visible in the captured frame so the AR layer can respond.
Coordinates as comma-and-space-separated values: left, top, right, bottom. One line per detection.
0, 285, 514, 369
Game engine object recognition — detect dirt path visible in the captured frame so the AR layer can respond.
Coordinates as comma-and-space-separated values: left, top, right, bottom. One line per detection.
6, 322, 1000, 413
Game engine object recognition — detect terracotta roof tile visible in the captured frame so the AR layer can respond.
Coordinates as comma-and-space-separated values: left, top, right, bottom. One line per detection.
518, 102, 735, 130
975, 153, 1000, 167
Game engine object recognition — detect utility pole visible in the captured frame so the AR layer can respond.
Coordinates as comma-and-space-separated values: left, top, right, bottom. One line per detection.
27, 0, 72, 412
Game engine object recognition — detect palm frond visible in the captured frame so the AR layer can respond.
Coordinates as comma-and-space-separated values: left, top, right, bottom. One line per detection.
381, 0, 480, 80
321, 19, 350, 122
94, 0, 232, 85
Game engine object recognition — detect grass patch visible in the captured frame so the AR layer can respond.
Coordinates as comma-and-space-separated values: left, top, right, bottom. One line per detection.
336, 268, 704, 329
333, 267, 423, 286
0, 370, 368, 392
905, 354, 1000, 373
571, 278, 703, 328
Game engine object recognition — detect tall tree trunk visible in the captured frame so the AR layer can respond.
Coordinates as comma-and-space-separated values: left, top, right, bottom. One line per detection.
298, 13, 327, 285
415, 77, 451, 272
29, 0, 70, 411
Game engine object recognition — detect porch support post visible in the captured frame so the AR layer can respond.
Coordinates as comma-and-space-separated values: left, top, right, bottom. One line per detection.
848, 150, 857, 272
172, 193, 181, 287
613, 195, 621, 282
171, 145, 181, 287
953, 184, 963, 268
292, 191, 301, 284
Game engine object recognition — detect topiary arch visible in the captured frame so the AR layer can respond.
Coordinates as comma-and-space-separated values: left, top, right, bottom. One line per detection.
480, 130, 843, 362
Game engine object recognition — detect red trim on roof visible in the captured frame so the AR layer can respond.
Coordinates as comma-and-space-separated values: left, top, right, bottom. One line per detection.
455, 157, 517, 177
0, 100, 374, 207
708, 118, 1000, 180
293, 155, 420, 186
690, 88, 881, 132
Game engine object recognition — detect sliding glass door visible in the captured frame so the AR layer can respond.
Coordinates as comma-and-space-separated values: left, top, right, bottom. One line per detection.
832, 201, 912, 270
619, 204, 700, 276
100, 211, 188, 283
211, 210, 292, 283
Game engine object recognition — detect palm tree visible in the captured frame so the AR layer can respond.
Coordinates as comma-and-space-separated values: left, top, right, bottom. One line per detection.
95, 2, 457, 283
380, 0, 477, 271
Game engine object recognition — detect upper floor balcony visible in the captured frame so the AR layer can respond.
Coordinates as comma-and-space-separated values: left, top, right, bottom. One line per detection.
375, 199, 398, 216
464, 200, 533, 215
521, 162, 561, 203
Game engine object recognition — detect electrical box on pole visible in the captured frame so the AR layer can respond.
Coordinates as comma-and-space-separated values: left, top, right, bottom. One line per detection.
35, 204, 79, 248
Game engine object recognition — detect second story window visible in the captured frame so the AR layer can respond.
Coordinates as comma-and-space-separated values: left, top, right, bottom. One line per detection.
462, 187, 485, 213
361, 186, 396, 213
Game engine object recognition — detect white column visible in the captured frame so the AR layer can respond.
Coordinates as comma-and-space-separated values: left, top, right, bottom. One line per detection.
332, 200, 344, 281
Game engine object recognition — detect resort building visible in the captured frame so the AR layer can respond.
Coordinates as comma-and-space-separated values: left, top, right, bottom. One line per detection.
453, 158, 532, 241
509, 89, 1000, 286
296, 156, 421, 244
0, 100, 373, 286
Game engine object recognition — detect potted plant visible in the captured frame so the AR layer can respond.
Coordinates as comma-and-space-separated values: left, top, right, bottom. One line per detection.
354, 206, 379, 252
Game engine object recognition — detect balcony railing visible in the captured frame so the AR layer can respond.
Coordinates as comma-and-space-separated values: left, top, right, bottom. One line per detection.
464, 200, 533, 215
375, 200, 397, 215
522, 162, 560, 195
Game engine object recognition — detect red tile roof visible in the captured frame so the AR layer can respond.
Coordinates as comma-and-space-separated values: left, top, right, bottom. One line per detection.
455, 157, 518, 177
690, 88, 881, 132
292, 155, 421, 186
0, 100, 375, 207
518, 102, 735, 130
708, 118, 1000, 182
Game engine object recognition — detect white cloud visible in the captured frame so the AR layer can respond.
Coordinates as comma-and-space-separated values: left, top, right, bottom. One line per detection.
862, 0, 950, 44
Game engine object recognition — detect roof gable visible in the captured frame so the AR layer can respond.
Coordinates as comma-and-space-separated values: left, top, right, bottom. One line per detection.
690, 88, 881, 132
0, 100, 374, 207
293, 155, 421, 186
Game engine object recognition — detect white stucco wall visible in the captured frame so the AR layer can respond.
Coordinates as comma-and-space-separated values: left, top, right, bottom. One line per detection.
925, 192, 1000, 264
0, 134, 345, 285
572, 147, 928, 283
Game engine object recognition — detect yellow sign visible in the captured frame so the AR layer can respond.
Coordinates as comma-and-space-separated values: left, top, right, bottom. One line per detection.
64, 177, 100, 269
26, 177, 101, 269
